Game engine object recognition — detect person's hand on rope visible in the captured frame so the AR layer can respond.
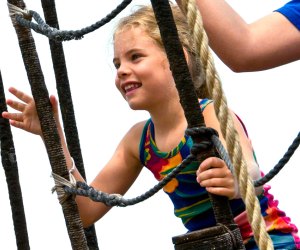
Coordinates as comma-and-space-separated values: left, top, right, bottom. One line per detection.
2, 87, 59, 136
196, 156, 238, 199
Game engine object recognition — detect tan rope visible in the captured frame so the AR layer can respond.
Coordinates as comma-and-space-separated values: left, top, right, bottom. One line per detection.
7, 3, 32, 24
51, 172, 77, 204
179, 0, 273, 249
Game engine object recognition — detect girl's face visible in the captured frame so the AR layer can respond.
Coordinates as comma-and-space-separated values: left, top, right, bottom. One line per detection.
113, 27, 178, 112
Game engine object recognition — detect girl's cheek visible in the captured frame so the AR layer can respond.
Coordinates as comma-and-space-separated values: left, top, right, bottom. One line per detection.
115, 77, 121, 89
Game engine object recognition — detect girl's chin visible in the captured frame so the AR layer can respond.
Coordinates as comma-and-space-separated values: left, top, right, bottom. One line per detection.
128, 105, 142, 111
127, 102, 143, 111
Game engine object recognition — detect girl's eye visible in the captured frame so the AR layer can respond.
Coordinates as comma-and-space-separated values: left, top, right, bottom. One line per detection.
131, 54, 141, 61
114, 62, 120, 69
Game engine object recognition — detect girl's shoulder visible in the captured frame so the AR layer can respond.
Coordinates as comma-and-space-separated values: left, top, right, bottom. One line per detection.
116, 120, 149, 166
124, 120, 149, 142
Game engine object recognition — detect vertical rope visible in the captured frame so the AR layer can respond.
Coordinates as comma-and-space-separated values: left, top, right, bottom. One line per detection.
150, 1, 245, 248
39, 0, 99, 248
0, 70, 31, 250
7, 0, 88, 249
179, 0, 273, 249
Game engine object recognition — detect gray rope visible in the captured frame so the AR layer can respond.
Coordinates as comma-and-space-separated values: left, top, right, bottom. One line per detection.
211, 135, 234, 173
212, 131, 300, 187
63, 151, 199, 207
55, 127, 216, 206
52, 127, 299, 206
8, 0, 132, 41
254, 131, 300, 187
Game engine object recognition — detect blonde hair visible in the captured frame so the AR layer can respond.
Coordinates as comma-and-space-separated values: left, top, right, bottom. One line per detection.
114, 4, 203, 94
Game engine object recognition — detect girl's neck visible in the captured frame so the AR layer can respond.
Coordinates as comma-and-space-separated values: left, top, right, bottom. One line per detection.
149, 104, 188, 152
149, 100, 186, 132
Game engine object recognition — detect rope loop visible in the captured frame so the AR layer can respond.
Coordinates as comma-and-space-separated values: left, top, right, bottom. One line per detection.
189, 141, 212, 157
7, 3, 32, 24
217, 223, 238, 249
186, 126, 218, 158
186, 126, 219, 138
51, 172, 77, 204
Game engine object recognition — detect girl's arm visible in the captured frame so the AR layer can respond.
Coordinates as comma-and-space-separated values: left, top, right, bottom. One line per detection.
74, 122, 144, 228
177, 0, 300, 72
2, 87, 144, 228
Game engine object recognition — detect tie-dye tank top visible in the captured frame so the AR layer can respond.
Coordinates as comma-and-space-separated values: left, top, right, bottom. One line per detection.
139, 99, 300, 249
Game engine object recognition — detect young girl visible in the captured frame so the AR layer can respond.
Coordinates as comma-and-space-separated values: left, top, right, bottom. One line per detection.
2, 4, 299, 249
176, 0, 300, 72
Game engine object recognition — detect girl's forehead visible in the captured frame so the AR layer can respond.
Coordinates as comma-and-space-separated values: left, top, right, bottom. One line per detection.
114, 25, 146, 39
114, 27, 154, 48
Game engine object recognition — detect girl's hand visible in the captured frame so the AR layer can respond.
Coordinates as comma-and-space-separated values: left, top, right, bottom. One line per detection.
196, 157, 238, 199
1, 87, 58, 136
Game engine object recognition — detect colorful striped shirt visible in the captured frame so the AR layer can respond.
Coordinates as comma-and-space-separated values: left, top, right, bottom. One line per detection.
139, 99, 300, 249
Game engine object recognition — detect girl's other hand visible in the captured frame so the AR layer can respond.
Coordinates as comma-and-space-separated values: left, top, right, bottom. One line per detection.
1, 87, 58, 136
196, 156, 238, 199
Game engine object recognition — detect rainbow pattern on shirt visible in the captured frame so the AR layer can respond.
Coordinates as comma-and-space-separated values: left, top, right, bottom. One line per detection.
139, 99, 300, 249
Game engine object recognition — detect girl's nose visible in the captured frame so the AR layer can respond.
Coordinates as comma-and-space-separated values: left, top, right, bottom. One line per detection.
117, 63, 131, 78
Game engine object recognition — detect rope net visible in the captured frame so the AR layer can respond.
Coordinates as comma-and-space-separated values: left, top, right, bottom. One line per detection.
4, 0, 299, 249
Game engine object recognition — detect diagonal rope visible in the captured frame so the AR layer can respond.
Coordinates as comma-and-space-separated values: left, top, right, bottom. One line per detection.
178, 0, 273, 249
254, 131, 300, 187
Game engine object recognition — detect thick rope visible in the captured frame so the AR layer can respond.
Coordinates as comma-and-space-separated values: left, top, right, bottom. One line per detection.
150, 1, 244, 237
0, 71, 31, 250
179, 0, 273, 249
39, 0, 99, 247
7, 0, 88, 248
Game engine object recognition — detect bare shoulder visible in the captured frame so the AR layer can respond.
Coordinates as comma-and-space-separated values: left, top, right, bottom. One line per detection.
122, 120, 148, 143
91, 120, 149, 195
117, 120, 148, 160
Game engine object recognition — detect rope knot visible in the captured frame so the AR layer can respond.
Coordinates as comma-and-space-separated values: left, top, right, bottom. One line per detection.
185, 127, 218, 158
186, 126, 219, 139
7, 3, 32, 22
51, 172, 77, 204
217, 223, 238, 249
